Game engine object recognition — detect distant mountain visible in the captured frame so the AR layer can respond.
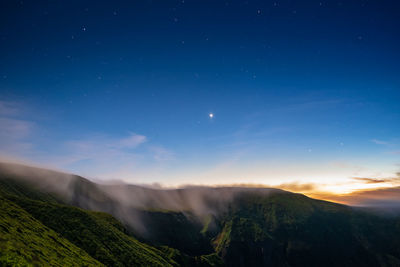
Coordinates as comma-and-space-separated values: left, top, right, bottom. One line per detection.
213, 191, 400, 266
1, 162, 400, 266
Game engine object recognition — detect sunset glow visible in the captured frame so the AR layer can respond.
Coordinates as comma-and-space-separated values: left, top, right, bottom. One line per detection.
0, 1, 399, 205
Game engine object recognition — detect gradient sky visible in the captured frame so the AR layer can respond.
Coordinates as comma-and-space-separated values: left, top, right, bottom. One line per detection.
0, 0, 399, 193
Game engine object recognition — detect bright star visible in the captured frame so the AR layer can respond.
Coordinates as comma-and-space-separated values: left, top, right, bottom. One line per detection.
209, 113, 214, 118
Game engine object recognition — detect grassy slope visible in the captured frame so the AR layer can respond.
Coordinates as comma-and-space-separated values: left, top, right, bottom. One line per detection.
0, 177, 179, 267
11, 197, 178, 267
0, 176, 223, 267
4, 165, 400, 267
0, 195, 102, 267
138, 209, 215, 256
214, 192, 400, 266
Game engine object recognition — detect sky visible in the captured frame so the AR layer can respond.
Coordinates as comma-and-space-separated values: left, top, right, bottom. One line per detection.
0, 0, 399, 196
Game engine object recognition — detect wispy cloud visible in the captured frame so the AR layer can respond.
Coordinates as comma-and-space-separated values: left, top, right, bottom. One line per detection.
0, 100, 21, 116
46, 133, 177, 183
149, 146, 175, 161
0, 99, 174, 181
0, 117, 33, 140
309, 186, 400, 210
352, 174, 400, 185
371, 139, 388, 145
66, 133, 147, 154
51, 133, 150, 169
277, 182, 316, 192
0, 100, 35, 158
352, 177, 388, 184
114, 134, 147, 149
305, 172, 400, 209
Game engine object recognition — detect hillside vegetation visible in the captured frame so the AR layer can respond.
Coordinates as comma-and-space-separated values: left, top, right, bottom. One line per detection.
0, 195, 102, 266
1, 163, 400, 266
213, 192, 400, 266
0, 177, 180, 266
0, 171, 225, 267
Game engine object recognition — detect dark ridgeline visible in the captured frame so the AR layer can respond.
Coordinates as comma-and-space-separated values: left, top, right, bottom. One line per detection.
0, 162, 400, 266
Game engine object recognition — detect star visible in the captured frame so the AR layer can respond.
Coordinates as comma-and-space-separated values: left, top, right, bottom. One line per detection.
209, 113, 214, 118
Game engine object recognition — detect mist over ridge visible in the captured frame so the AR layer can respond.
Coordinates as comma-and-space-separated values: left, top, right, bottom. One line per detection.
0, 161, 285, 234
2, 161, 400, 266
2, 160, 400, 235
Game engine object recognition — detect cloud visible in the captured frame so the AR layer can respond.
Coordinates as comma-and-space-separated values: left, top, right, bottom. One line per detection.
0, 100, 172, 180
0, 100, 35, 158
65, 133, 147, 154
176, 182, 318, 194
371, 139, 388, 145
310, 186, 400, 211
276, 182, 316, 192
35, 133, 176, 184
149, 146, 175, 161
0, 100, 20, 116
306, 173, 400, 210
0, 117, 33, 140
0, 100, 32, 141
58, 133, 147, 166
115, 134, 147, 149
352, 177, 388, 184
352, 175, 400, 184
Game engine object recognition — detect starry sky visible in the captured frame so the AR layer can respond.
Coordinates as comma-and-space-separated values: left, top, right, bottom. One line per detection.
0, 0, 399, 195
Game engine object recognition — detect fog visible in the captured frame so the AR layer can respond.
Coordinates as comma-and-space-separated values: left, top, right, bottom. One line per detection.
0, 162, 280, 234
2, 161, 400, 236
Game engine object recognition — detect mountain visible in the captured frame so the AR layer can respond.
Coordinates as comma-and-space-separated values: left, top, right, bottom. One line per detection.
213, 191, 400, 266
0, 194, 102, 266
0, 164, 221, 266
1, 162, 400, 266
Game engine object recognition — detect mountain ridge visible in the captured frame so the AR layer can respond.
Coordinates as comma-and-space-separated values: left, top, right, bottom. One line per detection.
1, 162, 400, 266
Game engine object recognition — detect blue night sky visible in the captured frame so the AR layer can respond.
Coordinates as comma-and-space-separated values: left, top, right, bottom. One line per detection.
0, 0, 399, 192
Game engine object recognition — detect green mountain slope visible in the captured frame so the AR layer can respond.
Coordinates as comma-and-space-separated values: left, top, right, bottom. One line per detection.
10, 198, 178, 267
0, 195, 102, 266
2, 162, 400, 267
213, 192, 400, 266
0, 178, 179, 266
138, 209, 215, 256
0, 173, 222, 267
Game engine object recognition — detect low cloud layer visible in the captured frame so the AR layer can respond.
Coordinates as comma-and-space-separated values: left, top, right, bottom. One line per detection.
277, 182, 316, 192
310, 187, 400, 211
2, 161, 400, 238
0, 162, 281, 234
